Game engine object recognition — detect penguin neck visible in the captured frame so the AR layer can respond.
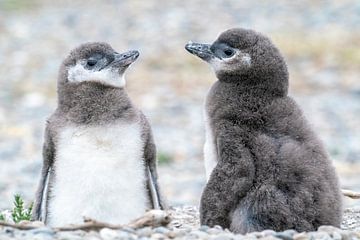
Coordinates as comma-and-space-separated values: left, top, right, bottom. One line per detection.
57, 82, 136, 124
206, 78, 287, 124
216, 67, 289, 98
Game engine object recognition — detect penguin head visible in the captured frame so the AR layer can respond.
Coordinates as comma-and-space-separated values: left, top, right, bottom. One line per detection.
59, 42, 139, 88
185, 28, 288, 91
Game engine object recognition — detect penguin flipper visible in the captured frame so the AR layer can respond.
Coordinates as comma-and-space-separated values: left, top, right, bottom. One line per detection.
144, 134, 167, 210
32, 126, 54, 222
200, 131, 255, 229
140, 113, 166, 210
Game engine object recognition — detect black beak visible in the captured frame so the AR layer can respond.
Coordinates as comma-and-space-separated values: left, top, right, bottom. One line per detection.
185, 42, 213, 61
111, 50, 140, 68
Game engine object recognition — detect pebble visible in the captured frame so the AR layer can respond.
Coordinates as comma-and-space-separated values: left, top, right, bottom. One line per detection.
243, 233, 258, 240
310, 232, 332, 240
189, 230, 209, 239
274, 232, 293, 240
99, 228, 119, 240
137, 227, 153, 237
154, 226, 170, 234
151, 233, 167, 239
262, 230, 276, 237
207, 228, 222, 235
331, 231, 342, 240
213, 233, 236, 240
0, 206, 359, 239
293, 232, 309, 240
282, 230, 297, 237
57, 231, 84, 240
261, 237, 282, 240
199, 225, 210, 232
28, 227, 55, 235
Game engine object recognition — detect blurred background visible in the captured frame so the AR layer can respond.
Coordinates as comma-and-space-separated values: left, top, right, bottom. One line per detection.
0, 0, 359, 210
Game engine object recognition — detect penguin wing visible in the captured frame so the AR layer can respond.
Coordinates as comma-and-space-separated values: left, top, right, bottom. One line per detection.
140, 113, 167, 210
200, 128, 255, 227
32, 125, 55, 222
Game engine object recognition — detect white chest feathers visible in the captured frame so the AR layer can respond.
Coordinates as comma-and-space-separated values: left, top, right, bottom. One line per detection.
203, 110, 218, 181
48, 122, 147, 227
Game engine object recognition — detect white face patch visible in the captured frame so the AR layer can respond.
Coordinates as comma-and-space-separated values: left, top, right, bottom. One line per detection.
209, 51, 251, 74
67, 63, 126, 88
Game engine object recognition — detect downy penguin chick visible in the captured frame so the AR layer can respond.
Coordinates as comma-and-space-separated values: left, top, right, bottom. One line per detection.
185, 28, 342, 233
32, 42, 165, 227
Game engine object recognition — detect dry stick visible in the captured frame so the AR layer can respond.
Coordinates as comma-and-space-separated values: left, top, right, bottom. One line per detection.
0, 222, 36, 230
342, 189, 360, 199
0, 210, 171, 232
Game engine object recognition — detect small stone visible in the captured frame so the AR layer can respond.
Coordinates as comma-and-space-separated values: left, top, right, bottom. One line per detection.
283, 230, 297, 237
274, 232, 293, 240
154, 226, 170, 234
344, 231, 360, 240
199, 225, 210, 232
0, 235, 13, 240
57, 231, 83, 240
28, 227, 55, 235
246, 232, 262, 238
118, 231, 133, 239
84, 234, 102, 240
214, 225, 224, 230
138, 237, 150, 240
208, 228, 222, 235
4, 227, 14, 235
151, 233, 166, 239
166, 231, 177, 238
137, 227, 152, 237
213, 232, 235, 240
189, 230, 209, 239
233, 235, 245, 240
293, 232, 309, 240
99, 228, 118, 240
310, 232, 332, 240
331, 231, 342, 240
243, 233, 258, 240
121, 226, 136, 233
170, 228, 188, 237
318, 225, 339, 234
263, 236, 283, 240
262, 230, 276, 237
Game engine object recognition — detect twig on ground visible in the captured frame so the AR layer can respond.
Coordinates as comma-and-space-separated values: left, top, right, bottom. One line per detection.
0, 210, 171, 232
0, 222, 36, 230
342, 189, 360, 199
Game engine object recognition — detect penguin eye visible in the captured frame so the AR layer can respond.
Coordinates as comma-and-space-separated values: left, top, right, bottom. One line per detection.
87, 58, 98, 67
224, 49, 234, 57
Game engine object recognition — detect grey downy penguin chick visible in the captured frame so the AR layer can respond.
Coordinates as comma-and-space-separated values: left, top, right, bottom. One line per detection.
32, 42, 165, 227
185, 28, 342, 233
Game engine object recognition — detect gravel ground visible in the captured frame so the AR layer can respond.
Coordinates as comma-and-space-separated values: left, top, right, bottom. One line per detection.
0, 0, 359, 238
1, 206, 360, 240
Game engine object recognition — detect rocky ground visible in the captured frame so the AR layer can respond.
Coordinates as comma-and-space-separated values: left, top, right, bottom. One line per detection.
0, 0, 359, 239
1, 206, 360, 240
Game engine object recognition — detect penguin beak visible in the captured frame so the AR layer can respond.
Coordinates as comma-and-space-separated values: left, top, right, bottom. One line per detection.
185, 42, 213, 61
110, 50, 140, 68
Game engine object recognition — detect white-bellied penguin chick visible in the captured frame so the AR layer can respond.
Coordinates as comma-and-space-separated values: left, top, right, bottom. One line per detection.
32, 42, 166, 227
185, 28, 342, 233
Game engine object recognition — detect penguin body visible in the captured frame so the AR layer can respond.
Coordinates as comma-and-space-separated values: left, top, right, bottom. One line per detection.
33, 43, 165, 226
186, 28, 342, 233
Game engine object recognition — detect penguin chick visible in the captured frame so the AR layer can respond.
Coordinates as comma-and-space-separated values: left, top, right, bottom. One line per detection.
32, 42, 166, 227
185, 28, 342, 233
